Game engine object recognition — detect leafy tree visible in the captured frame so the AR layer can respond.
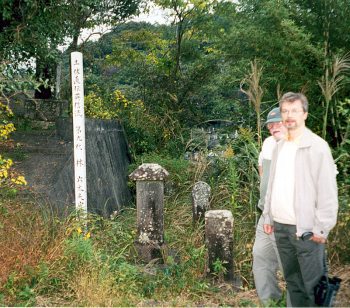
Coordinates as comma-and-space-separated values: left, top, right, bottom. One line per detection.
287, 0, 350, 142
221, 0, 322, 99
154, 0, 218, 77
64, 0, 142, 51
289, 0, 350, 57
77, 0, 350, 155
0, 0, 142, 99
0, 0, 67, 63
0, 62, 39, 188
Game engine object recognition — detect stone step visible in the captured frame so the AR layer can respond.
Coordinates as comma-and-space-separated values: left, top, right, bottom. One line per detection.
3, 130, 72, 155
13, 145, 71, 155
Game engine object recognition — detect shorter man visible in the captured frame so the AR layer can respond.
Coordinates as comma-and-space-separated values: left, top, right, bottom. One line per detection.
253, 107, 287, 304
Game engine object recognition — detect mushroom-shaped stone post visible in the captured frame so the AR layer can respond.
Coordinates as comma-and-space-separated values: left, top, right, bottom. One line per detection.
129, 163, 169, 263
205, 209, 234, 281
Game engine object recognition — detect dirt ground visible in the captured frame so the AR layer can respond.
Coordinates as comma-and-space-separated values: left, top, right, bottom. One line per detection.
330, 264, 350, 307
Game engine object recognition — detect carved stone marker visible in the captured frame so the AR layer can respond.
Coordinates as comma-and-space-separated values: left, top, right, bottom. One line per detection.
129, 163, 169, 263
205, 210, 234, 281
192, 181, 211, 222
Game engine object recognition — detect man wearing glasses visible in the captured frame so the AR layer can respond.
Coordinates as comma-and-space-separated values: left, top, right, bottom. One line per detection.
253, 107, 287, 305
263, 92, 338, 306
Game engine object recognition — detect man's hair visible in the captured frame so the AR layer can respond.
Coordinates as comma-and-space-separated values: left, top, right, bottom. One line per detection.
279, 92, 308, 112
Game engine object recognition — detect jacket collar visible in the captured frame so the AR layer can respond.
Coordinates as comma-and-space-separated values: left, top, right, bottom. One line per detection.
279, 127, 313, 149
298, 127, 313, 148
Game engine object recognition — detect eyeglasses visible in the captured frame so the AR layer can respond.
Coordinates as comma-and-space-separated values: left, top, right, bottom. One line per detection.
267, 122, 282, 129
281, 109, 304, 115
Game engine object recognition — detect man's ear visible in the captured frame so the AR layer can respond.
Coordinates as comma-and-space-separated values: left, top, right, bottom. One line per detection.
304, 112, 308, 120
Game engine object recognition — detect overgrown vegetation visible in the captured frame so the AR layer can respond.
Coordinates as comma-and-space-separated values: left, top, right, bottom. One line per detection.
1, 128, 349, 306
0, 148, 259, 306
1, 0, 350, 306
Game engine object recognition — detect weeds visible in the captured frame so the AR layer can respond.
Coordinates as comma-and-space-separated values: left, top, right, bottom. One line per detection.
1, 128, 349, 306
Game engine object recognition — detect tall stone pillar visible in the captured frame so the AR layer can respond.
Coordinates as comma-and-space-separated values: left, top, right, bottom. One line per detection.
129, 163, 169, 263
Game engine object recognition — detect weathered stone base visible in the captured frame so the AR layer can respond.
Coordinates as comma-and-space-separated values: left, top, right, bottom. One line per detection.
135, 242, 165, 263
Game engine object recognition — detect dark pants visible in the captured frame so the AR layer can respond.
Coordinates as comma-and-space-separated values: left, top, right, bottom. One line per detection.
274, 222, 325, 307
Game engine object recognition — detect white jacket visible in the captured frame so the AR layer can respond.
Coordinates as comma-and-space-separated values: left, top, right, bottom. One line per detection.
263, 128, 338, 238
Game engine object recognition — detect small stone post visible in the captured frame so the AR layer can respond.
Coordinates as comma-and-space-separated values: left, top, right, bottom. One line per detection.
129, 163, 169, 263
205, 210, 234, 281
192, 181, 211, 222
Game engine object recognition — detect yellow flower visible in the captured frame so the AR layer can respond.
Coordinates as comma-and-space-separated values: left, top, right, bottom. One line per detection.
223, 145, 234, 158
10, 176, 27, 185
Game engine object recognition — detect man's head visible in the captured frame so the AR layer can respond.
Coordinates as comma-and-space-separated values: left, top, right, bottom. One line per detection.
279, 92, 308, 131
265, 107, 286, 140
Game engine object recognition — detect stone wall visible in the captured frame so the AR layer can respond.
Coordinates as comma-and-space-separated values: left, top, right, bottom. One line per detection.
52, 117, 132, 217
8, 96, 69, 121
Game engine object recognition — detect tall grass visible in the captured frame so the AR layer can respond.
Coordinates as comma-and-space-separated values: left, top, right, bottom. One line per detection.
240, 59, 264, 147
318, 52, 350, 139
1, 138, 349, 306
0, 193, 69, 306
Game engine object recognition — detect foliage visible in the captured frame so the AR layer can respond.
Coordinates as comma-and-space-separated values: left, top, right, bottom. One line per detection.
289, 0, 350, 53
0, 62, 38, 188
1, 123, 350, 306
0, 0, 141, 60
337, 98, 350, 147
85, 88, 181, 155
63, 0, 142, 50
128, 152, 192, 199
0, 191, 240, 306
1, 0, 350, 306
80, 0, 349, 149
0, 154, 27, 188
0, 0, 66, 62
328, 182, 350, 264
318, 52, 350, 139
0, 0, 143, 100
154, 0, 218, 76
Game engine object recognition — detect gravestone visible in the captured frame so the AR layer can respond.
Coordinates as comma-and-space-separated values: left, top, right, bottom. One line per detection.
192, 181, 211, 222
205, 210, 234, 281
129, 163, 169, 263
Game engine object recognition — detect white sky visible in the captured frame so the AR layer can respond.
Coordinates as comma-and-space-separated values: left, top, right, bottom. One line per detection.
132, 4, 171, 24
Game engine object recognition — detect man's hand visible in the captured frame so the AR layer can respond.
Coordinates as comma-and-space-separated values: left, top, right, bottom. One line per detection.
311, 234, 326, 244
263, 224, 274, 235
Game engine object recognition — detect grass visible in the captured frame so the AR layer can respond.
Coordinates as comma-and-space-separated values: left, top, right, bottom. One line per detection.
1, 137, 349, 306
0, 151, 261, 306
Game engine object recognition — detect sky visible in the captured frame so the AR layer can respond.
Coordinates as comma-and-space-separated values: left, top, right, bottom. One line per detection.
132, 4, 171, 25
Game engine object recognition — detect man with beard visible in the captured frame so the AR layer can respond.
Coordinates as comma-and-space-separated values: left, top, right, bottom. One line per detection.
263, 92, 338, 307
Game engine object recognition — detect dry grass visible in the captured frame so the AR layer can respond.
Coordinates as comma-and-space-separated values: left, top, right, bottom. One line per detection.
240, 59, 264, 146
68, 266, 127, 307
0, 199, 52, 283
0, 167, 349, 307
331, 265, 350, 307
0, 194, 72, 305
